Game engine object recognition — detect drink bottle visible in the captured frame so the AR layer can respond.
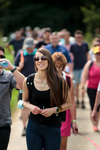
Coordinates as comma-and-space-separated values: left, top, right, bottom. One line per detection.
0, 61, 8, 67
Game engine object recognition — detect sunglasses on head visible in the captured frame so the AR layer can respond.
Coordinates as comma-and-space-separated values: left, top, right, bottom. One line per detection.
34, 56, 48, 61
0, 55, 5, 59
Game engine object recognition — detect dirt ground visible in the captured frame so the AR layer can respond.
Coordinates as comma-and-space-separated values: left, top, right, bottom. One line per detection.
8, 92, 100, 150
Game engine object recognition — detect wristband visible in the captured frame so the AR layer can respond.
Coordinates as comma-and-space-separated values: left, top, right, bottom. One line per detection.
72, 120, 76, 123
11, 67, 17, 73
17, 100, 24, 109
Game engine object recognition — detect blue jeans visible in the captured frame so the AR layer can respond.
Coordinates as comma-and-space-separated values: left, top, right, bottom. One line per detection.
26, 120, 61, 150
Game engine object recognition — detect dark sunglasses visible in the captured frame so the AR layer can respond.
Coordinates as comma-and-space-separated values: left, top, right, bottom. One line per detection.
0, 55, 5, 59
34, 56, 48, 61
94, 44, 100, 47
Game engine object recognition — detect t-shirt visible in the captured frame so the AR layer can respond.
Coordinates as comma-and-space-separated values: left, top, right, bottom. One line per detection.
0, 70, 17, 127
9, 38, 25, 56
70, 42, 89, 70
36, 40, 50, 49
14, 49, 36, 77
45, 44, 71, 63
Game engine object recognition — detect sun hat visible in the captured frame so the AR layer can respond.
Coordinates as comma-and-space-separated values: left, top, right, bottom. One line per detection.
24, 37, 34, 48
93, 46, 100, 54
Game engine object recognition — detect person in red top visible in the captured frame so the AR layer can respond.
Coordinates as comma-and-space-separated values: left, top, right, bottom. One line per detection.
52, 52, 78, 150
81, 45, 100, 132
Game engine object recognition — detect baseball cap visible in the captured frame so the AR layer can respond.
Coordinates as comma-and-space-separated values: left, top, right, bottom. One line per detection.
93, 46, 100, 54
24, 37, 34, 48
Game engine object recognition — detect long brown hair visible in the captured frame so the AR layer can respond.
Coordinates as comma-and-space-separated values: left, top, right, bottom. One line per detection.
34, 48, 68, 109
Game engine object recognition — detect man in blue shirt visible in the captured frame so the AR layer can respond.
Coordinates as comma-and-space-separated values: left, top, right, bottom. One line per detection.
44, 33, 72, 72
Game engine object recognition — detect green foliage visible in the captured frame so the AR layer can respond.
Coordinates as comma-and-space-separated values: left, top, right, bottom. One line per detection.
0, 1, 86, 36
84, 32, 93, 49
81, 5, 100, 34
10, 89, 19, 114
0, 1, 100, 38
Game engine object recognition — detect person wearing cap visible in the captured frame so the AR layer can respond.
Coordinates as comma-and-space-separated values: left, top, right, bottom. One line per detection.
88, 36, 100, 61
14, 37, 37, 136
81, 45, 100, 132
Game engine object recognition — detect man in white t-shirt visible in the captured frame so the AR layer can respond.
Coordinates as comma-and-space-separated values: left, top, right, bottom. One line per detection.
92, 81, 100, 121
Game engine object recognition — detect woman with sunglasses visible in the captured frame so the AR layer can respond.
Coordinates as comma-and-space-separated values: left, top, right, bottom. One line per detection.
20, 48, 71, 150
52, 52, 78, 150
81, 45, 100, 132
88, 37, 100, 60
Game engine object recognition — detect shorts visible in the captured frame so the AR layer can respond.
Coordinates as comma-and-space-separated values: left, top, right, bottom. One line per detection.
73, 69, 83, 84
87, 87, 100, 111
60, 110, 71, 137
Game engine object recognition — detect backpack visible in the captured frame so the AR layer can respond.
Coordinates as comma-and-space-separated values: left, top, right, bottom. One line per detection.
89, 61, 93, 70
26, 73, 35, 102
20, 51, 24, 63
26, 73, 71, 101
60, 72, 71, 122
66, 75, 71, 89
20, 48, 37, 63
62, 71, 71, 89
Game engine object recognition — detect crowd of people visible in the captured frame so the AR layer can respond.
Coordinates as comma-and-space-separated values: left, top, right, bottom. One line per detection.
0, 26, 100, 150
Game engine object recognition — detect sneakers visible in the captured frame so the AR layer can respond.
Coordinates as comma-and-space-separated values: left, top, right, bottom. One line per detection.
93, 126, 99, 132
76, 100, 85, 109
76, 100, 79, 108
22, 127, 26, 136
82, 101, 85, 109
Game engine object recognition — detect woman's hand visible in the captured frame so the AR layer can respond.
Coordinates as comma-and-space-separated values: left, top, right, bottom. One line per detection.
72, 122, 78, 135
91, 110, 98, 123
30, 105, 42, 115
23, 101, 42, 115
40, 107, 55, 117
81, 88, 85, 97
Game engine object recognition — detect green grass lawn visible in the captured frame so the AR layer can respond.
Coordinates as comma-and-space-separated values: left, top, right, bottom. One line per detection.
0, 37, 19, 114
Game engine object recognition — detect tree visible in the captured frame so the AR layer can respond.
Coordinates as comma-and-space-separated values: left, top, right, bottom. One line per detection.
0, 0, 100, 36
81, 4, 100, 36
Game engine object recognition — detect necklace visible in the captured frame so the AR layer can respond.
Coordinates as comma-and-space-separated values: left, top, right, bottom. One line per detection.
37, 73, 47, 87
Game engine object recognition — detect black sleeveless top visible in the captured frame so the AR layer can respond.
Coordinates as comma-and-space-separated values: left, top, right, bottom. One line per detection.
29, 76, 61, 127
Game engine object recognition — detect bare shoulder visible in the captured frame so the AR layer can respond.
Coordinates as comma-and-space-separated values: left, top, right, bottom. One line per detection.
84, 60, 92, 69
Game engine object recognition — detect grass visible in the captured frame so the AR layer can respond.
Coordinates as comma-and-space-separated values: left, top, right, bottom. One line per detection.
0, 37, 19, 114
